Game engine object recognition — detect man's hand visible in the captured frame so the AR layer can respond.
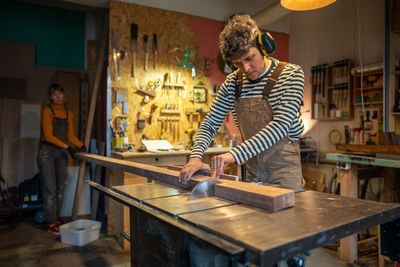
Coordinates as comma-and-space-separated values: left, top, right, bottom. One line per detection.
179, 158, 211, 184
211, 152, 236, 179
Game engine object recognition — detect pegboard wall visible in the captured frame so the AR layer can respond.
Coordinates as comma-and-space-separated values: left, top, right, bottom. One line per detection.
109, 0, 219, 148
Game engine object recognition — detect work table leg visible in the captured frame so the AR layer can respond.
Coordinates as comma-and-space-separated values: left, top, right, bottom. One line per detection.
339, 164, 358, 264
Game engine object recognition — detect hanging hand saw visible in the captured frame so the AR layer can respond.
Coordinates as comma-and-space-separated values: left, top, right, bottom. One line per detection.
143, 34, 149, 71
130, 24, 138, 78
116, 29, 121, 80
153, 33, 157, 70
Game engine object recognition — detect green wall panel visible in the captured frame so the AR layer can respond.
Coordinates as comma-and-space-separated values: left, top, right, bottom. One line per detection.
0, 1, 85, 69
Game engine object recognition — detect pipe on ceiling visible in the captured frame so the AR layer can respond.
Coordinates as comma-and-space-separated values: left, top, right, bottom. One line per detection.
252, 1, 292, 27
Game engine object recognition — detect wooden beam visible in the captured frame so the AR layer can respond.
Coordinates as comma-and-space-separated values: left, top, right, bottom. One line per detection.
77, 152, 295, 212
214, 180, 294, 212
72, 13, 109, 219
76, 152, 200, 190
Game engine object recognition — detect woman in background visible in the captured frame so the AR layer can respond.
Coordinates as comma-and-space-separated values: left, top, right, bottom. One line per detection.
37, 83, 85, 235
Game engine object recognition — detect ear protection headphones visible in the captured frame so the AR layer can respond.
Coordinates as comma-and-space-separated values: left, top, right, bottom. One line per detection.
256, 32, 276, 57
226, 32, 276, 71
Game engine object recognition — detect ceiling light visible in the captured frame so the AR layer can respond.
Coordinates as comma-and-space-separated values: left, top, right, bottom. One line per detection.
281, 0, 337, 11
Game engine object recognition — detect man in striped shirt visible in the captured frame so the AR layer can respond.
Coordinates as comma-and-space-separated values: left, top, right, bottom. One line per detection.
179, 14, 305, 190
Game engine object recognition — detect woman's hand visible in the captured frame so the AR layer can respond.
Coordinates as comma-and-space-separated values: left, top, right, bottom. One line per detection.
179, 158, 211, 184
211, 152, 235, 178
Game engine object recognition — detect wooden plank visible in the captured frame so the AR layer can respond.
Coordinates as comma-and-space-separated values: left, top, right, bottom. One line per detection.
72, 13, 109, 219
76, 152, 200, 190
336, 144, 400, 154
214, 180, 294, 212
78, 152, 295, 212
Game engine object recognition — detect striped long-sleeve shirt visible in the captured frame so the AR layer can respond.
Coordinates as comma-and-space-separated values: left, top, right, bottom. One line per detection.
190, 58, 305, 164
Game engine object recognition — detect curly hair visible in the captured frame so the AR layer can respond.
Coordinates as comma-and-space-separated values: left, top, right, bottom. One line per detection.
219, 14, 261, 62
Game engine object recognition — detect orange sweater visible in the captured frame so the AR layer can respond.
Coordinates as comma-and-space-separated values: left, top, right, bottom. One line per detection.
41, 104, 83, 149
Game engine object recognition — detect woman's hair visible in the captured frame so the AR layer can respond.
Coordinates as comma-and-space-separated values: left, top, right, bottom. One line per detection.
47, 83, 64, 103
219, 14, 261, 62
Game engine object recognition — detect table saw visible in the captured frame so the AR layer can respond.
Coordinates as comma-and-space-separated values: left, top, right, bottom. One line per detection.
78, 153, 400, 266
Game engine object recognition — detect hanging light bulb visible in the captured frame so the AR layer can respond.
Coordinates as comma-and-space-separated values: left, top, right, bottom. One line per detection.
281, 0, 337, 11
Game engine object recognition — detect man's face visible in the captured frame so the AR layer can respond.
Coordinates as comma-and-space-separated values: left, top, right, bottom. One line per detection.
232, 47, 266, 80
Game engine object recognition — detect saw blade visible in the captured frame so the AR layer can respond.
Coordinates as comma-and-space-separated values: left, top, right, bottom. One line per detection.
188, 178, 221, 200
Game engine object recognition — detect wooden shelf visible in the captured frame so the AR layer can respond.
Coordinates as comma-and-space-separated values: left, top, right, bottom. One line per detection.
314, 117, 353, 121
353, 71, 383, 76
186, 112, 208, 116
355, 86, 383, 91
311, 60, 354, 120
163, 83, 184, 87
160, 109, 180, 115
136, 88, 156, 97
354, 101, 383, 106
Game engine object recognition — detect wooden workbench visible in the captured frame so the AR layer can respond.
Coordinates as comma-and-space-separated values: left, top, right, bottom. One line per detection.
326, 151, 400, 265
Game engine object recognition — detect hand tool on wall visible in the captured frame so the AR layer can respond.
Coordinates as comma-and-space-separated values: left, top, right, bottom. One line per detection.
148, 104, 157, 125
143, 34, 149, 71
318, 65, 322, 96
185, 128, 195, 150
137, 109, 145, 130
130, 24, 138, 78
311, 66, 317, 101
153, 33, 158, 70
116, 90, 128, 114
116, 29, 121, 80
111, 29, 119, 80
160, 119, 166, 139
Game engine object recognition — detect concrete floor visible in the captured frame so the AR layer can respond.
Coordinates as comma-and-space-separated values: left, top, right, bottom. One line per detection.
0, 217, 130, 267
0, 216, 350, 267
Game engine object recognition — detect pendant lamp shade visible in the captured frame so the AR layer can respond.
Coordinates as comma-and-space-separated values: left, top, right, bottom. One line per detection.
281, 0, 336, 11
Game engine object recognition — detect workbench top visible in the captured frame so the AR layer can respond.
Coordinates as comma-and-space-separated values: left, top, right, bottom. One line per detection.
109, 181, 400, 264
326, 152, 400, 168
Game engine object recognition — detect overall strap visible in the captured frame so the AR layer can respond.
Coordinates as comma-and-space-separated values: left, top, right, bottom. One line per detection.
64, 105, 69, 120
235, 71, 244, 100
48, 104, 55, 116
263, 62, 287, 98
